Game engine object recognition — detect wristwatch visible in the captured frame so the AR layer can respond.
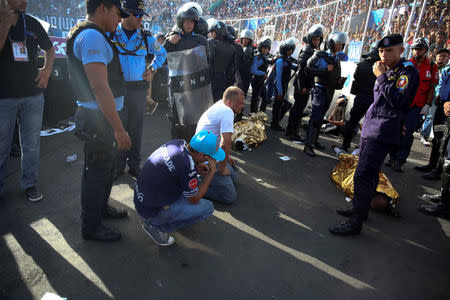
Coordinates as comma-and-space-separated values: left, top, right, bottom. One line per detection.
149, 66, 155, 72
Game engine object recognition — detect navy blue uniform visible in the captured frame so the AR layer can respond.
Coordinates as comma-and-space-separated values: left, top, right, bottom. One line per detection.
305, 50, 344, 148
250, 53, 270, 113
271, 56, 297, 127
353, 58, 419, 219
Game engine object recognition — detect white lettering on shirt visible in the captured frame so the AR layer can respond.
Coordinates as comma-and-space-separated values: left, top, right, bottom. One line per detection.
161, 145, 176, 172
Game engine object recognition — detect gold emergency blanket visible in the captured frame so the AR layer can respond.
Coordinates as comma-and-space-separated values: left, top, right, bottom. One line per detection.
331, 153, 399, 203
232, 112, 268, 149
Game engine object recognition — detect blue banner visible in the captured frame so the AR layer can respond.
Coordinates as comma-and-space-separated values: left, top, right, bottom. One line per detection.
371, 9, 385, 26
348, 41, 363, 62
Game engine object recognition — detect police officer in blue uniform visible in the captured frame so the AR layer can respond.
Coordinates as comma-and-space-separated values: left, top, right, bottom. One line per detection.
339, 43, 379, 152
250, 36, 272, 113
330, 34, 420, 236
270, 39, 298, 130
304, 32, 348, 157
111, 0, 167, 177
285, 24, 324, 141
67, 0, 131, 241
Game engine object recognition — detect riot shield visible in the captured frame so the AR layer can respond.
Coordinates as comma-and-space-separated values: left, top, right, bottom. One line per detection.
167, 45, 213, 126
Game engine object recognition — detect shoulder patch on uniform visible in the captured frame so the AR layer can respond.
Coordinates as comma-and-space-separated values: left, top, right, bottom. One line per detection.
403, 61, 414, 67
153, 41, 162, 51
396, 75, 408, 93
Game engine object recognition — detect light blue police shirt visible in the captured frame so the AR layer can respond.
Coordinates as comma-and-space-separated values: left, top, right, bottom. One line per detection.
73, 28, 124, 110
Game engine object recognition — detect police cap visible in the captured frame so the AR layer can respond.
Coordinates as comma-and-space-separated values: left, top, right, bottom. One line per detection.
105, 0, 130, 18
377, 34, 403, 49
123, 0, 148, 16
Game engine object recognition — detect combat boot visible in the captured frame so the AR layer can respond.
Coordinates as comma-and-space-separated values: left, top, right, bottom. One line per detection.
329, 214, 363, 236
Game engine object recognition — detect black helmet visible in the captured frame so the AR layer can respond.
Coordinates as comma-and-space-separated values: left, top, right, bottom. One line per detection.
195, 17, 208, 37
207, 18, 227, 38
227, 25, 236, 40
326, 31, 349, 51
279, 38, 296, 56
258, 36, 272, 52
306, 24, 325, 46
176, 2, 202, 30
361, 42, 380, 60
411, 37, 429, 51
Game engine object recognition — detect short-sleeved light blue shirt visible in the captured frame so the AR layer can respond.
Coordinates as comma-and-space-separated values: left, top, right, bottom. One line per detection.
73, 28, 124, 110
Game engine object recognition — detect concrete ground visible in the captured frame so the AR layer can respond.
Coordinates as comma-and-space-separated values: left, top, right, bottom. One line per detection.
1, 101, 449, 300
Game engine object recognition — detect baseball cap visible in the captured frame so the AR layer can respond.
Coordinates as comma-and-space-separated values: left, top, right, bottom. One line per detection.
123, 0, 149, 16
106, 0, 130, 18
190, 130, 226, 162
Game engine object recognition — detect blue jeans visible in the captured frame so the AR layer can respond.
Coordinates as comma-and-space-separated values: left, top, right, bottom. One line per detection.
0, 94, 44, 194
142, 195, 214, 233
422, 102, 437, 139
204, 162, 237, 204
389, 106, 422, 164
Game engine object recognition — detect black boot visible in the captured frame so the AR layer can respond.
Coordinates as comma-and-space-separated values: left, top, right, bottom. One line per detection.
421, 193, 441, 203
329, 214, 363, 236
422, 168, 441, 180
304, 127, 319, 157
82, 225, 122, 241
419, 159, 450, 220
414, 164, 434, 173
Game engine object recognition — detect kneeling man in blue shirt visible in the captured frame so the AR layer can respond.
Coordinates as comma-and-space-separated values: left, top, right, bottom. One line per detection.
134, 130, 224, 246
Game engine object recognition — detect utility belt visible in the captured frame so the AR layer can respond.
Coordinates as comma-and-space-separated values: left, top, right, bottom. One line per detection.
125, 80, 149, 89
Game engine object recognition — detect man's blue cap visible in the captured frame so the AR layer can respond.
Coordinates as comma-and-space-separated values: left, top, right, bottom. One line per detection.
190, 130, 226, 162
106, 0, 130, 18
123, 0, 149, 16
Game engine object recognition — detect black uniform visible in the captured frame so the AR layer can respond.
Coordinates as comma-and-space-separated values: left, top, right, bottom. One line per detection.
163, 32, 210, 140
209, 38, 236, 102
285, 45, 315, 138
340, 56, 378, 151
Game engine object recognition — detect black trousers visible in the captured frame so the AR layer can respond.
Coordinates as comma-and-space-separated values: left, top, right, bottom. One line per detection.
341, 94, 373, 151
116, 86, 148, 172
250, 76, 269, 113
286, 92, 309, 136
75, 107, 116, 231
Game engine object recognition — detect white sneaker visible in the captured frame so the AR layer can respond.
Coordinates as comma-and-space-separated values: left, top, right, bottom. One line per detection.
421, 137, 431, 147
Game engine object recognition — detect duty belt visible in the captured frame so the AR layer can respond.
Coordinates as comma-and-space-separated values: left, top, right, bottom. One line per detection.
125, 80, 149, 89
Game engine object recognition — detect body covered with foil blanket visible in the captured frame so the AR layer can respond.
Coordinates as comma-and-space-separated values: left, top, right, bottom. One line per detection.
232, 112, 268, 149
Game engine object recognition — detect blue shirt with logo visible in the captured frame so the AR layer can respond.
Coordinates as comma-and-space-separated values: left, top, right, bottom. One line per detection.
73, 28, 124, 110
134, 139, 199, 218
112, 23, 167, 82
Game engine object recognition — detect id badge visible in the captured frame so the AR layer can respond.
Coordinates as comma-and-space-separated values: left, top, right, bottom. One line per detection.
12, 42, 29, 62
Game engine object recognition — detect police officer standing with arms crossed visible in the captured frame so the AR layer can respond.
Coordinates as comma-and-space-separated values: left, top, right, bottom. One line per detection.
67, 0, 131, 241
111, 0, 167, 178
330, 34, 419, 236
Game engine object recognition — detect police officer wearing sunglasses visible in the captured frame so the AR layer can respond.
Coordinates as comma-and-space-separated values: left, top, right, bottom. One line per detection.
110, 0, 167, 178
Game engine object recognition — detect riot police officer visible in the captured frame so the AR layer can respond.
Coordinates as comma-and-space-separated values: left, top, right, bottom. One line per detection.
239, 29, 256, 97
339, 43, 379, 152
250, 36, 272, 113
111, 0, 167, 177
194, 16, 208, 38
225, 25, 243, 89
330, 34, 420, 235
304, 32, 348, 157
163, 2, 212, 141
285, 24, 324, 141
270, 39, 298, 130
207, 19, 236, 102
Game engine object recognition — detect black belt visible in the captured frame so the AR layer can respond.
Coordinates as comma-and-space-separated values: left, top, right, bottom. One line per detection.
125, 81, 149, 89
